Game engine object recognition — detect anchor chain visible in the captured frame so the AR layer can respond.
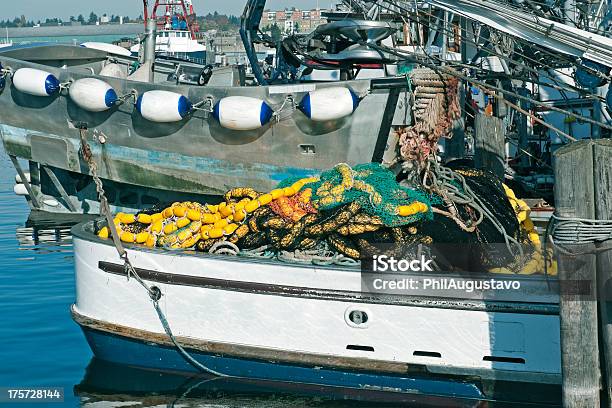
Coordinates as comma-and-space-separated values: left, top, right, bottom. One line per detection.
78, 126, 228, 378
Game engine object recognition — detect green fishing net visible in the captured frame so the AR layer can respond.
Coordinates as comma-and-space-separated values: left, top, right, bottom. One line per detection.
279, 163, 440, 226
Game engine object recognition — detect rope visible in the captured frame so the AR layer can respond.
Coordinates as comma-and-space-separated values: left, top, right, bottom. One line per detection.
549, 214, 612, 244
238, 245, 276, 259
547, 213, 612, 256
209, 241, 240, 256
78, 126, 229, 378
399, 68, 461, 166
423, 158, 524, 258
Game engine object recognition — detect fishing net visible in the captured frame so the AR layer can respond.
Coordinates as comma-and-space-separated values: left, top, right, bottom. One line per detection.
279, 163, 440, 226
97, 162, 549, 274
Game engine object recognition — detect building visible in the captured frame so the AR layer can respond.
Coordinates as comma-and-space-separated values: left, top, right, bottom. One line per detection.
261, 7, 327, 34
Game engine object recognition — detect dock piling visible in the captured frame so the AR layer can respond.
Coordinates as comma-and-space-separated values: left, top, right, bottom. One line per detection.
474, 113, 505, 178
554, 140, 612, 407
594, 140, 612, 405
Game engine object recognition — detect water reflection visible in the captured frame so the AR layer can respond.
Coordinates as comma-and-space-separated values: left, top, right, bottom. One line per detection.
16, 215, 73, 250
74, 358, 490, 408
15, 211, 98, 250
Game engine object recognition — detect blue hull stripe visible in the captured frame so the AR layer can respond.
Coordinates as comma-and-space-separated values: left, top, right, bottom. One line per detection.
81, 326, 484, 401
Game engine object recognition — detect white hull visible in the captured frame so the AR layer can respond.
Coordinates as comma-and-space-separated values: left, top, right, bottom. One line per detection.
72, 221, 561, 392
130, 30, 206, 56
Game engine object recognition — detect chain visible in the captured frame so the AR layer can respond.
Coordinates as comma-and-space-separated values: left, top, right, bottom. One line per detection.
78, 126, 228, 378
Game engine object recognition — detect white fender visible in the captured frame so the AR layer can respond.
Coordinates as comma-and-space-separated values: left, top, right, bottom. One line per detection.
13, 184, 28, 196
212, 96, 274, 131
12, 68, 60, 96
299, 87, 359, 122
43, 198, 60, 207
136, 90, 192, 123
15, 172, 30, 183
70, 78, 118, 112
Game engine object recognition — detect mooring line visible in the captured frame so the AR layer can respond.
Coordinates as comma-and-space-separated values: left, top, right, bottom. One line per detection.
78, 125, 230, 378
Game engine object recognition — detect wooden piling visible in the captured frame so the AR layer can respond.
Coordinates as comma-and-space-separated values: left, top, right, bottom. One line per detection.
594, 139, 612, 405
554, 140, 601, 407
474, 113, 505, 178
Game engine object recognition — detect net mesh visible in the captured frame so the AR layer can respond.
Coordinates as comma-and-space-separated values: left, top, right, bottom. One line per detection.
279, 163, 440, 227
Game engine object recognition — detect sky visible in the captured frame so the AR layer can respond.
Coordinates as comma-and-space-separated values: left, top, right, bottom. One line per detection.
2, 1, 334, 21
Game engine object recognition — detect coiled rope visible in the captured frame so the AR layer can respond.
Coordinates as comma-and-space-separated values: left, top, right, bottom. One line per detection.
398, 68, 461, 168
548, 213, 612, 256
78, 126, 229, 378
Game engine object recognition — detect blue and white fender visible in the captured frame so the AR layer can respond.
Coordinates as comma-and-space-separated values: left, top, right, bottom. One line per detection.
12, 68, 61, 96
0, 62, 5, 92
212, 96, 274, 130
69, 78, 118, 112
298, 87, 359, 122
136, 90, 192, 122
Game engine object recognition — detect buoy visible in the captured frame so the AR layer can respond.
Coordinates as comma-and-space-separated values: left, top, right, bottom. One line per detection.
136, 90, 192, 122
0, 62, 6, 92
15, 172, 30, 183
70, 78, 118, 112
575, 60, 610, 89
212, 96, 274, 130
13, 184, 28, 196
298, 87, 359, 122
12, 68, 61, 96
43, 198, 60, 207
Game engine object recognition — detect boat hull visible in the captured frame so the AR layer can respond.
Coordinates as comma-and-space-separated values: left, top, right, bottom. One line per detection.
71, 221, 561, 404
76, 311, 485, 404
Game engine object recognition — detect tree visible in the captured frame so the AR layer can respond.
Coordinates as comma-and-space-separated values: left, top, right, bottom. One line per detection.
270, 23, 281, 42
77, 14, 85, 24
88, 12, 98, 24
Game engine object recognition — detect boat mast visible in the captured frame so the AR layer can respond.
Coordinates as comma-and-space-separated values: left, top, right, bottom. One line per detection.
150, 0, 199, 40
143, 0, 149, 29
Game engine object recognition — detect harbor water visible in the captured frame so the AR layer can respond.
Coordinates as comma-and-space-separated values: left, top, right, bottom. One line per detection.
0, 146, 414, 408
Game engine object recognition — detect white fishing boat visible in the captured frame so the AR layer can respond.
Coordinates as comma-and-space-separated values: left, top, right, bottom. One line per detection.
130, 29, 206, 62
71, 218, 561, 405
